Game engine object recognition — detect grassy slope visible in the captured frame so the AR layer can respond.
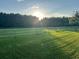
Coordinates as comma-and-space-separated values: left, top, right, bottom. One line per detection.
0, 28, 79, 59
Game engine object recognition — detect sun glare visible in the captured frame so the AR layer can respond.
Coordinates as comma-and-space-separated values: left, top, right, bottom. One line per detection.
32, 11, 45, 20
29, 5, 45, 20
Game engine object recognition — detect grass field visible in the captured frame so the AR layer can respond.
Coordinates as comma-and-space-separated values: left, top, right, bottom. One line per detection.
0, 28, 79, 59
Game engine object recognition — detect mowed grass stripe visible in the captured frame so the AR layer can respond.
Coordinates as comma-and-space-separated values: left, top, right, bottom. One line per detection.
0, 29, 44, 38
0, 28, 79, 59
47, 30, 79, 48
46, 29, 79, 59
12, 29, 72, 59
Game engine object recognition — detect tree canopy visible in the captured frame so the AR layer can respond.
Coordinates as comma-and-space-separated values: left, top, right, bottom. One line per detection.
0, 11, 79, 28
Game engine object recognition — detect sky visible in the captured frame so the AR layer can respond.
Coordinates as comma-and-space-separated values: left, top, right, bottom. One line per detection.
0, 0, 79, 17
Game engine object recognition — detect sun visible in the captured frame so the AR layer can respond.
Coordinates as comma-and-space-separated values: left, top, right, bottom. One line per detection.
32, 11, 45, 20
26, 5, 46, 20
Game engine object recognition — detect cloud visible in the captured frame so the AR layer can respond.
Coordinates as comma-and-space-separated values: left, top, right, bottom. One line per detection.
47, 13, 71, 17
31, 5, 39, 9
24, 5, 41, 15
17, 0, 24, 2
23, 5, 71, 17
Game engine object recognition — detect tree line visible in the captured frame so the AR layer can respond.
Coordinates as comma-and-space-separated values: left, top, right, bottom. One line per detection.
0, 11, 79, 28
0, 12, 38, 28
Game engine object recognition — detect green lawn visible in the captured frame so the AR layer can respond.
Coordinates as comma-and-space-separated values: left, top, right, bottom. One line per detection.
0, 28, 79, 59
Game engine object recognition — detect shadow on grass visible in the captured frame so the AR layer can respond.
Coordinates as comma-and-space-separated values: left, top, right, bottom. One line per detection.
13, 31, 72, 59
0, 29, 74, 59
